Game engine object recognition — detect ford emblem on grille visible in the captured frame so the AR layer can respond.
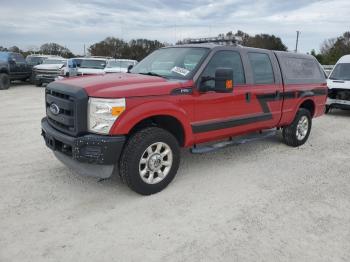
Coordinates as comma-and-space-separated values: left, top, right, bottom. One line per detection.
49, 103, 60, 115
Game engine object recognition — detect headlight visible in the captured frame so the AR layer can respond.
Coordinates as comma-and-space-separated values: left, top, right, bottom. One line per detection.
88, 98, 126, 134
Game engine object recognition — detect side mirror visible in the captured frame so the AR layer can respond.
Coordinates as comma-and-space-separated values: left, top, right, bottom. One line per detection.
127, 65, 133, 73
214, 68, 234, 93
200, 68, 234, 93
9, 58, 16, 64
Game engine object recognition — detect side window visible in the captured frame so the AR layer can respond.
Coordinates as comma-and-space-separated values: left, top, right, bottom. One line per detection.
281, 57, 325, 84
13, 53, 25, 63
248, 53, 275, 84
201, 50, 245, 88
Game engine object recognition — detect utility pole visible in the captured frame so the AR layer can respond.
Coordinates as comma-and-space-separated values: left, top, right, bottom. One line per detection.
295, 31, 300, 53
84, 44, 86, 56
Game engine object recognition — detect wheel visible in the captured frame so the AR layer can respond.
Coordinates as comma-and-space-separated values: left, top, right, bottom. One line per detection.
0, 73, 10, 90
282, 108, 312, 147
35, 80, 42, 87
29, 74, 35, 84
325, 105, 331, 114
119, 127, 180, 195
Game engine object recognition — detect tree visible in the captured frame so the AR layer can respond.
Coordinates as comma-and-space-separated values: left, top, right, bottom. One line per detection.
176, 30, 287, 51
39, 43, 74, 58
88, 37, 165, 61
318, 32, 350, 64
233, 31, 287, 50
88, 37, 128, 58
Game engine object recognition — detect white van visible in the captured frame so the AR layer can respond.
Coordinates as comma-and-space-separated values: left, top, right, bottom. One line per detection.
326, 55, 350, 113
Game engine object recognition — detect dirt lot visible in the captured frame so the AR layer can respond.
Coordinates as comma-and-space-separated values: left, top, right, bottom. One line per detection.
1, 84, 350, 262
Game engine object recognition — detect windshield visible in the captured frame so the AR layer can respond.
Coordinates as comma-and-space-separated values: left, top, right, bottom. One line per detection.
43, 59, 65, 64
329, 63, 350, 80
0, 53, 9, 61
131, 47, 209, 79
26, 56, 45, 65
80, 59, 107, 69
107, 60, 135, 68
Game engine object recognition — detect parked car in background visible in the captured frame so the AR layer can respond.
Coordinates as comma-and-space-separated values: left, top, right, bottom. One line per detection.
0, 51, 31, 90
26, 54, 51, 66
33, 57, 66, 86
104, 59, 138, 73
26, 54, 59, 83
77, 57, 108, 75
59, 58, 83, 77
326, 55, 350, 113
322, 65, 334, 77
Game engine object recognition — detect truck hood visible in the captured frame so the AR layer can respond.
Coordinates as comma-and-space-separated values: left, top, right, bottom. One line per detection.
78, 68, 105, 75
327, 79, 350, 90
57, 73, 191, 98
34, 63, 64, 70
104, 67, 128, 73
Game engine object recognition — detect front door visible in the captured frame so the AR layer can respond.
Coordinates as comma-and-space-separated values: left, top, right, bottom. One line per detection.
192, 49, 282, 144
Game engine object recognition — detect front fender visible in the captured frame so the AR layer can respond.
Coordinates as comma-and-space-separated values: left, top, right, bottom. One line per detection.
110, 101, 194, 146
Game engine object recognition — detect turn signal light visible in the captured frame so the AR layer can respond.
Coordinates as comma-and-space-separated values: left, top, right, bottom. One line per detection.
226, 80, 233, 89
111, 106, 125, 116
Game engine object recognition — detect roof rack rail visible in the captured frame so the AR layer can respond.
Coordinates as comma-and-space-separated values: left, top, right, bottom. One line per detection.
183, 36, 242, 46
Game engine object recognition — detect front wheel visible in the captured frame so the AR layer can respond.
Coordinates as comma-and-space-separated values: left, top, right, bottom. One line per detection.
0, 73, 10, 90
35, 80, 42, 87
119, 127, 180, 195
325, 105, 331, 114
282, 108, 312, 147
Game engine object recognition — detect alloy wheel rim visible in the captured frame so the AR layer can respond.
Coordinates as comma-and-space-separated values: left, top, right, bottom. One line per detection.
139, 142, 173, 184
296, 116, 309, 141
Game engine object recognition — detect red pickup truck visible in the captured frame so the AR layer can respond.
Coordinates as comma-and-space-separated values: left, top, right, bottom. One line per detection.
41, 44, 327, 195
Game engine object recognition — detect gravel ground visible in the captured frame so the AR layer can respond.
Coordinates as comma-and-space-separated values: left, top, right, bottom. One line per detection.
1, 84, 350, 262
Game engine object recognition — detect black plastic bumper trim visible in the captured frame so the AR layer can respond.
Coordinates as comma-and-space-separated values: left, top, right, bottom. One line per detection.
41, 117, 125, 165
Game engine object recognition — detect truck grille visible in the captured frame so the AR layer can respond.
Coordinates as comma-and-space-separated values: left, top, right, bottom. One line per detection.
45, 83, 88, 136
35, 68, 60, 76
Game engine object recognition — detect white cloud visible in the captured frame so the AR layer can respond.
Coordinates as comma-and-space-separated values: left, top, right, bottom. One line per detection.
0, 0, 349, 54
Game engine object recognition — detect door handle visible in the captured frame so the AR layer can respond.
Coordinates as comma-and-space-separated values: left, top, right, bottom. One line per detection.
275, 91, 280, 99
246, 92, 251, 103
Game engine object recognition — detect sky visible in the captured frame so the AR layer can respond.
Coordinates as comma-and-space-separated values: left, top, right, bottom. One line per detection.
0, 0, 349, 55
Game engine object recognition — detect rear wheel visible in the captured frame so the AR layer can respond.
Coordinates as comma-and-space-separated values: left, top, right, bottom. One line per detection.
282, 108, 312, 147
119, 127, 180, 195
0, 73, 10, 90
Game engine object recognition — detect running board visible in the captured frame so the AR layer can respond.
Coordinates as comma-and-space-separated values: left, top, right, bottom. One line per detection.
190, 129, 277, 154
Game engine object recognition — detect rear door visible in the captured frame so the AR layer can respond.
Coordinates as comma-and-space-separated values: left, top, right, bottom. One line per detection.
242, 50, 283, 130
9, 53, 29, 78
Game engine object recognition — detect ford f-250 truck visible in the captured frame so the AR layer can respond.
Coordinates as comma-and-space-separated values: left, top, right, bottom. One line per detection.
41, 44, 327, 195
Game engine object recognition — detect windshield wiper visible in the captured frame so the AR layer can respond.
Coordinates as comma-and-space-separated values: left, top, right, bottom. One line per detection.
139, 72, 167, 78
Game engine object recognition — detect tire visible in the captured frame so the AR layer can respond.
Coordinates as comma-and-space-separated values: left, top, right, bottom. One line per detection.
325, 105, 331, 114
0, 73, 10, 90
35, 80, 42, 87
282, 108, 312, 147
119, 127, 180, 195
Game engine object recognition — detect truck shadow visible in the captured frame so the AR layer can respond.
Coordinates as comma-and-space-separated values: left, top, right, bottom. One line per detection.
326, 109, 350, 117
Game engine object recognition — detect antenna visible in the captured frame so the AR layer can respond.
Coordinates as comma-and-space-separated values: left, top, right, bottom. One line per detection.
295, 31, 300, 53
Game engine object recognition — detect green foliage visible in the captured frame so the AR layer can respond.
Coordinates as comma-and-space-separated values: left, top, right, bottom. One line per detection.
88, 37, 165, 61
177, 30, 287, 51
312, 32, 350, 65
39, 43, 75, 58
